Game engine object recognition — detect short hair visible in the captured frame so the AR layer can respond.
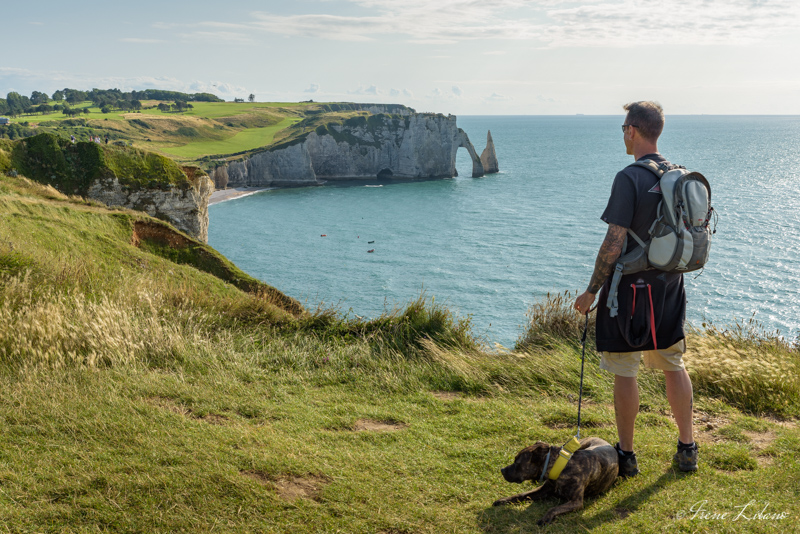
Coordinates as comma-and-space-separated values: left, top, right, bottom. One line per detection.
623, 101, 664, 142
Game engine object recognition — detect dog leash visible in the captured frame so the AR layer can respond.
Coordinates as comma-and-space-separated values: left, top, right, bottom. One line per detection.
546, 306, 595, 481
576, 306, 594, 439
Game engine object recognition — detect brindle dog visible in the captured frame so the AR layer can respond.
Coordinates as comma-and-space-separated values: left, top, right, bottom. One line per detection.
493, 437, 619, 525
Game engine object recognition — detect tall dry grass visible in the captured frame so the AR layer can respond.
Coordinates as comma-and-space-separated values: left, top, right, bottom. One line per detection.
517, 292, 800, 417
685, 318, 800, 417
515, 290, 595, 351
0, 271, 211, 371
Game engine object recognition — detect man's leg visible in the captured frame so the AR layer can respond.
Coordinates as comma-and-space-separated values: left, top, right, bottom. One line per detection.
664, 369, 694, 444
614, 374, 639, 451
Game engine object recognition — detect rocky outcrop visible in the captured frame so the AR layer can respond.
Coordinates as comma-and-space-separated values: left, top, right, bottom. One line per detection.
480, 130, 499, 174
224, 113, 486, 187
9, 133, 213, 243
225, 142, 319, 187
87, 172, 214, 243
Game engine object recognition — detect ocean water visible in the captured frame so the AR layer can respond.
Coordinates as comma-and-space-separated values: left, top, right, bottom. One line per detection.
209, 115, 800, 346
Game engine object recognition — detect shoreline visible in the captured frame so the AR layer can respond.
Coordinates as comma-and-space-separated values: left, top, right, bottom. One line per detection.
208, 187, 274, 205
208, 173, 503, 206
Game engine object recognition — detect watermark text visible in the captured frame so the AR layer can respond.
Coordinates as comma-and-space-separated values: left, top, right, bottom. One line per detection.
676, 500, 790, 522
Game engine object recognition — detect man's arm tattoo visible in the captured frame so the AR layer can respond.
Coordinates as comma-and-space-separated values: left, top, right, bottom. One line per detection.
587, 224, 627, 294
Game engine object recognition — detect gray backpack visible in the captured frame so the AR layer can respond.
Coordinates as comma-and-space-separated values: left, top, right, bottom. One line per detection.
607, 160, 716, 317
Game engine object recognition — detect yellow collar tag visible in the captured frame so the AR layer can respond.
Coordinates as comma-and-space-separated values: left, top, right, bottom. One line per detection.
547, 436, 581, 480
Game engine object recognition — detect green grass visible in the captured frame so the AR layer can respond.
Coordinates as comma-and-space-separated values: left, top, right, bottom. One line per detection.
3, 133, 192, 196
155, 101, 315, 118
12, 101, 315, 125
0, 171, 798, 532
161, 118, 301, 159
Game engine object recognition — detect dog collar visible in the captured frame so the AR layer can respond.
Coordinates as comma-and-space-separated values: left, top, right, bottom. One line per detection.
539, 449, 552, 482
548, 436, 582, 481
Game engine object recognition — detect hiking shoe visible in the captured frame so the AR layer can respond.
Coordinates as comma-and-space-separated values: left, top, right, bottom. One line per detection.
673, 442, 699, 472
615, 443, 639, 478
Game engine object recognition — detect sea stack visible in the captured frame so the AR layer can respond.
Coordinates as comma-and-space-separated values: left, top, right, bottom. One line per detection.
480, 130, 499, 174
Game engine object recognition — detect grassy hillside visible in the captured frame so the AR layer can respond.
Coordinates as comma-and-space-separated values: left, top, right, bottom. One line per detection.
0, 171, 798, 532
1, 133, 192, 197
1, 101, 411, 171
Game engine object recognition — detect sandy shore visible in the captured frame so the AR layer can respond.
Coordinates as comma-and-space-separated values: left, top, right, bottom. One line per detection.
208, 187, 274, 205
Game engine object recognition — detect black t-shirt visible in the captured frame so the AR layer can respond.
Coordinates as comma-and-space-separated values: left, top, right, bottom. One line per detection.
595, 154, 686, 352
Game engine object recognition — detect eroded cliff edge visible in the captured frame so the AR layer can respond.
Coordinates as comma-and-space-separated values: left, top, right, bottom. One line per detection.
87, 168, 213, 243
2, 133, 212, 242
221, 113, 496, 187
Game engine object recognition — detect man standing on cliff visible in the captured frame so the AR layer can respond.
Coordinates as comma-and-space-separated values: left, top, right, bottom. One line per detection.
573, 101, 698, 476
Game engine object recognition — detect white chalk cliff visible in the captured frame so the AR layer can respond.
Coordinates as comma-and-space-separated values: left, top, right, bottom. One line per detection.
225, 113, 486, 187
87, 172, 214, 243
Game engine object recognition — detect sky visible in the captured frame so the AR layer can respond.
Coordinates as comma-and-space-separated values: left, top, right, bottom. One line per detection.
3, 0, 800, 115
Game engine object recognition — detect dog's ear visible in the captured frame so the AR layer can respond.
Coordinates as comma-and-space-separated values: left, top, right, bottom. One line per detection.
531, 441, 552, 461
515, 442, 551, 464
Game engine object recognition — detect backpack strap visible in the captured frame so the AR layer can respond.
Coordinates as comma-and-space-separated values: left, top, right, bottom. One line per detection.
628, 159, 664, 177
607, 263, 624, 317
627, 228, 647, 249
628, 159, 684, 177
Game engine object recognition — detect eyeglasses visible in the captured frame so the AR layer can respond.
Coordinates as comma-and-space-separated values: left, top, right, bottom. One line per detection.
621, 124, 639, 132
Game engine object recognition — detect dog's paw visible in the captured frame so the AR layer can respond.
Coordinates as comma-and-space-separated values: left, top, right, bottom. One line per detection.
537, 515, 555, 526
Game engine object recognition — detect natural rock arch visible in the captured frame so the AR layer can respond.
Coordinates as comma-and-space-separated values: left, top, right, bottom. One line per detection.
454, 128, 484, 177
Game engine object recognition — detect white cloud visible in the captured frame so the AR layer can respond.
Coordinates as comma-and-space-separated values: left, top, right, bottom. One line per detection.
162, 0, 800, 48
486, 92, 512, 101
427, 86, 467, 101
389, 88, 414, 98
249, 12, 380, 42
540, 0, 800, 47
186, 80, 249, 99
349, 84, 381, 95
304, 83, 321, 93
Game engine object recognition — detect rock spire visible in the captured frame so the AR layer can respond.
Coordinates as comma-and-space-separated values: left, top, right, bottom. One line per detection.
480, 130, 499, 174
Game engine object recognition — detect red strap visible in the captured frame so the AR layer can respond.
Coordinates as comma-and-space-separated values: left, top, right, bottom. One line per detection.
647, 284, 657, 351
631, 284, 636, 317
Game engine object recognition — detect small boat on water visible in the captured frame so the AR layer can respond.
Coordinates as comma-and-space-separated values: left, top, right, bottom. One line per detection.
365, 185, 383, 188
368, 241, 375, 244
321, 234, 327, 237
367, 249, 375, 253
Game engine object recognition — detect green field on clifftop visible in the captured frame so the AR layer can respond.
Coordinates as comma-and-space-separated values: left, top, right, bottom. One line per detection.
2, 100, 409, 171
160, 117, 301, 159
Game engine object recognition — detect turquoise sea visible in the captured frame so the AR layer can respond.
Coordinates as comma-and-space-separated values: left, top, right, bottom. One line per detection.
209, 115, 800, 346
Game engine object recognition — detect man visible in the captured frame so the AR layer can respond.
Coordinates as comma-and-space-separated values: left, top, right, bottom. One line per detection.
573, 101, 698, 476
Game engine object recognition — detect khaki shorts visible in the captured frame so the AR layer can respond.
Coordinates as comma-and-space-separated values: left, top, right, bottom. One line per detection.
600, 339, 686, 378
